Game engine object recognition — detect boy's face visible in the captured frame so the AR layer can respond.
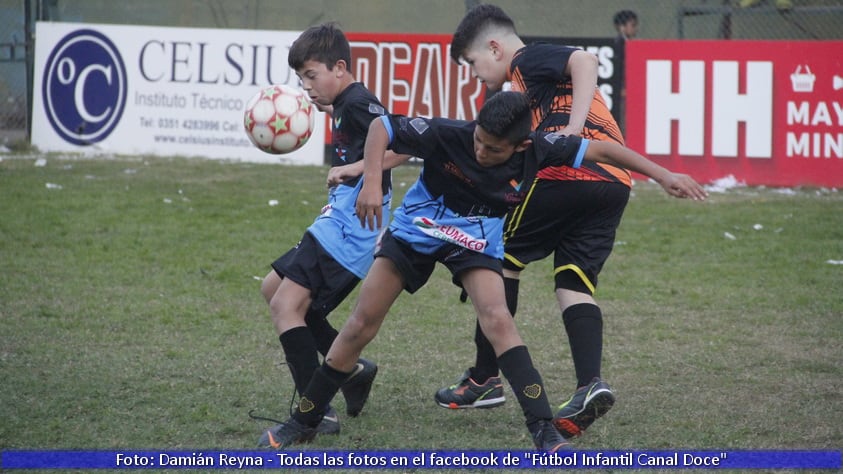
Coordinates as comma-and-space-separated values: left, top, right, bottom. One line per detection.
473, 125, 529, 167
619, 20, 639, 38
296, 59, 345, 106
460, 41, 508, 92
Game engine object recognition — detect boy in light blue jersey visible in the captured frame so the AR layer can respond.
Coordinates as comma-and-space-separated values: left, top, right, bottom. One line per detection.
256, 23, 408, 437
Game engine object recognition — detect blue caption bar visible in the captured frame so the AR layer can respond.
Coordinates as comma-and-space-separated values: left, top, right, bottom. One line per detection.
1, 450, 840, 469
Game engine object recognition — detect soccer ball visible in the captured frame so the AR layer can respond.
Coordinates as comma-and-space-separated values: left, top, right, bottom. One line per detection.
243, 84, 316, 154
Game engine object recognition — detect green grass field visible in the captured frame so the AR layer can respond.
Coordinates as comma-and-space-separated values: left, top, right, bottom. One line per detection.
1, 154, 841, 472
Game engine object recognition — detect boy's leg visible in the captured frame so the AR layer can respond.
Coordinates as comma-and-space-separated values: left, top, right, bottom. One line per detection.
556, 288, 603, 387
461, 268, 569, 452
322, 257, 404, 372
304, 309, 376, 418
266, 231, 380, 416
435, 271, 520, 409
305, 310, 339, 357
260, 257, 405, 449
263, 273, 320, 395
260, 270, 282, 304
472, 274, 519, 379
263, 276, 343, 434
552, 288, 615, 438
550, 182, 628, 436
308, 257, 403, 419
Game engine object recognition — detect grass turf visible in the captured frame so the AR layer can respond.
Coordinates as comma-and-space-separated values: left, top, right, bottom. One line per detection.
1, 155, 840, 472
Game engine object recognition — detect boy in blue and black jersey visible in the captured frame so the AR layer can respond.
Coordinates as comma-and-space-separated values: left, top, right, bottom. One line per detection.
257, 23, 408, 437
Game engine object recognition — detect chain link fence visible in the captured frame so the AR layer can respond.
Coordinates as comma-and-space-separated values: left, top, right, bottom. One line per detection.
0, 0, 28, 143
677, 0, 843, 39
3, 0, 842, 145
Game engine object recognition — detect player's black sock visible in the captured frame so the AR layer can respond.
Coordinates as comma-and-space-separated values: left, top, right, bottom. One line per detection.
504, 276, 520, 315
279, 327, 319, 396
304, 311, 339, 356
562, 303, 603, 387
293, 362, 348, 427
471, 320, 498, 382
471, 277, 519, 382
497, 345, 553, 426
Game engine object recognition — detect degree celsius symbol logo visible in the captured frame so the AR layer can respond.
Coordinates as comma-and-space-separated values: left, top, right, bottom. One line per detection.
42, 29, 127, 145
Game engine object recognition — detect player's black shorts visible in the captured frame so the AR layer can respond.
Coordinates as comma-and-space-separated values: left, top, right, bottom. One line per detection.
271, 231, 360, 317
375, 229, 502, 294
502, 179, 630, 294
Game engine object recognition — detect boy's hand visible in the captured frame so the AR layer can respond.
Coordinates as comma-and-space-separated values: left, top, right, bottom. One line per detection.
658, 173, 709, 201
327, 162, 364, 187
355, 183, 384, 230
553, 124, 582, 138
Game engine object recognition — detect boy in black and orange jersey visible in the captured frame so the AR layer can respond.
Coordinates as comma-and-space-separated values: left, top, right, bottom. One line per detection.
436, 4, 685, 439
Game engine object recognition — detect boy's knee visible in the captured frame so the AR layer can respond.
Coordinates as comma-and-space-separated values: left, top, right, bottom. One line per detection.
477, 308, 515, 338
345, 312, 374, 334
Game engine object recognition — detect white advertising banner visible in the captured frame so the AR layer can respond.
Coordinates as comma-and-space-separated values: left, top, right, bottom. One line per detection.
31, 22, 325, 165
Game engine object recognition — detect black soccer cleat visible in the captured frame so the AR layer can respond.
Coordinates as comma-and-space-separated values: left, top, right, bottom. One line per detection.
315, 405, 340, 435
553, 377, 616, 438
530, 419, 571, 453
340, 358, 378, 417
258, 417, 317, 449
434, 370, 506, 409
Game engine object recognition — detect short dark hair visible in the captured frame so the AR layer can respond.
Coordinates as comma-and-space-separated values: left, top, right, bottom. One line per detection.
450, 4, 516, 64
613, 10, 638, 27
288, 22, 351, 71
477, 91, 531, 144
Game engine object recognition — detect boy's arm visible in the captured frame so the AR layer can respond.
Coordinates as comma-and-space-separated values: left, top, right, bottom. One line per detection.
327, 151, 411, 187
356, 117, 392, 230
558, 49, 599, 136
585, 141, 709, 201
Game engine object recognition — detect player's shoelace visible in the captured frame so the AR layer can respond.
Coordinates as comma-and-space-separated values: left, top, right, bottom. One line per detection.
247, 409, 287, 426
248, 361, 299, 423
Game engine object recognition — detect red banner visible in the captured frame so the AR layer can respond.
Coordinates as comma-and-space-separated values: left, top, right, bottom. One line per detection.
318, 33, 485, 144
625, 40, 843, 187
347, 32, 485, 119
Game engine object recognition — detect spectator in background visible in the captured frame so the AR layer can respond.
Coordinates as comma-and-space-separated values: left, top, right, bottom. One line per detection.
612, 9, 638, 134
613, 10, 639, 43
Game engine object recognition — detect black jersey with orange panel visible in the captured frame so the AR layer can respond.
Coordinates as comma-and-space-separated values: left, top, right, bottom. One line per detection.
509, 42, 631, 186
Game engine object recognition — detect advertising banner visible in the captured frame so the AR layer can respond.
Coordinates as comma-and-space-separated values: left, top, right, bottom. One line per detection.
522, 36, 622, 124
346, 32, 485, 120
31, 22, 325, 164
345, 33, 618, 122
625, 40, 843, 187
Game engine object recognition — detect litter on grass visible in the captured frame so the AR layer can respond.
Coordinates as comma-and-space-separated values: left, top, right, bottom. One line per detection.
705, 175, 745, 193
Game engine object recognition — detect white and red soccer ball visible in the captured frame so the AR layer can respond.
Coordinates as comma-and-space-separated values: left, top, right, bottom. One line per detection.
243, 84, 315, 154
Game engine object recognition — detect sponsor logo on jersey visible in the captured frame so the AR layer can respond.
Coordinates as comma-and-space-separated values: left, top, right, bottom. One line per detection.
412, 217, 487, 252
